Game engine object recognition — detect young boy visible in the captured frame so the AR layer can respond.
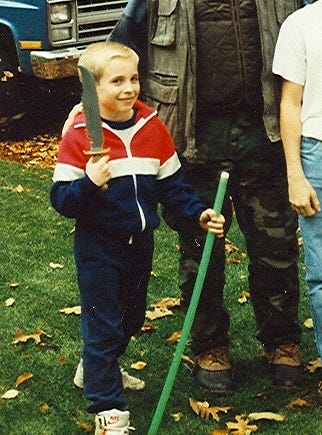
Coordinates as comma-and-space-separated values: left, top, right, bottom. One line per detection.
50, 41, 225, 434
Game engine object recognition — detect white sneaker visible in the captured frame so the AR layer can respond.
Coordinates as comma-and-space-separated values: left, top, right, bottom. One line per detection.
95, 409, 134, 435
73, 359, 145, 391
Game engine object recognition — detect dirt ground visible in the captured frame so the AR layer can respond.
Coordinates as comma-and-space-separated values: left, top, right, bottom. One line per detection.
0, 77, 81, 169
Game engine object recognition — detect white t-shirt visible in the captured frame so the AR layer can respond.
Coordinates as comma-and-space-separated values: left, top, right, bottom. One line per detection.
272, 0, 322, 141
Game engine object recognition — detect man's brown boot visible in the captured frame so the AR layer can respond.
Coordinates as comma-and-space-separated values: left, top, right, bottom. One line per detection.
193, 346, 233, 394
266, 343, 303, 387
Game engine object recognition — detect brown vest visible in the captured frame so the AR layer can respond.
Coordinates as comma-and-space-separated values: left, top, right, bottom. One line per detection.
194, 0, 263, 114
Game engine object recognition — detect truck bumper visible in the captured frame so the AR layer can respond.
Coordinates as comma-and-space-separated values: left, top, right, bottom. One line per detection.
30, 47, 85, 80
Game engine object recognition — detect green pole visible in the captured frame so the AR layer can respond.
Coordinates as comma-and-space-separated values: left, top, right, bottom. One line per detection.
147, 171, 229, 435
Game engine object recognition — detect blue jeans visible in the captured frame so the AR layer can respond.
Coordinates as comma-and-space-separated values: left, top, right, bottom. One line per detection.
299, 137, 322, 359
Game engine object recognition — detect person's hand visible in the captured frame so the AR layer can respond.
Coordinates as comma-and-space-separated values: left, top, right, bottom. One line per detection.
288, 175, 320, 216
199, 209, 225, 237
85, 154, 111, 188
62, 102, 83, 136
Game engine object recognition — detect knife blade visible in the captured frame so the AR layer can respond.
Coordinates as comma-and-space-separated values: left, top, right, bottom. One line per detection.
78, 64, 109, 189
78, 64, 105, 159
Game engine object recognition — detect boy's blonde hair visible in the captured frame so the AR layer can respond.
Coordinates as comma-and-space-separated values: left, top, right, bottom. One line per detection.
78, 41, 139, 83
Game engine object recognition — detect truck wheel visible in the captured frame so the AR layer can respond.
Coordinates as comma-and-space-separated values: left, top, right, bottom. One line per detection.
0, 48, 26, 128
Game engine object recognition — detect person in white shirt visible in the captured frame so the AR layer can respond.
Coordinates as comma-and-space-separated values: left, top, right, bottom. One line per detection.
273, 0, 322, 403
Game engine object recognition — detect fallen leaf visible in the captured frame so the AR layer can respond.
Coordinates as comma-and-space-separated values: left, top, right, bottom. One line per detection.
303, 318, 314, 329
78, 421, 93, 431
13, 184, 25, 193
189, 397, 231, 422
4, 70, 14, 78
130, 361, 147, 370
145, 307, 173, 320
238, 291, 250, 304
49, 262, 64, 269
141, 323, 157, 332
225, 240, 242, 254
226, 415, 257, 434
167, 331, 181, 343
209, 430, 230, 435
248, 412, 284, 422
181, 354, 194, 365
9, 282, 19, 288
1, 389, 19, 399
40, 403, 50, 414
306, 358, 322, 373
227, 257, 241, 264
4, 297, 15, 307
151, 297, 180, 309
171, 412, 184, 422
286, 397, 311, 410
15, 372, 33, 387
150, 270, 158, 277
12, 328, 51, 345
59, 305, 81, 315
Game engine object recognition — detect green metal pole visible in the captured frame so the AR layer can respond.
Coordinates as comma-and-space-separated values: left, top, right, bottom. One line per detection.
147, 171, 229, 435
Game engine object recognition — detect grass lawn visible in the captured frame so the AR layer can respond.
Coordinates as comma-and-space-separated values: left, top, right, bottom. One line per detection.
0, 160, 321, 434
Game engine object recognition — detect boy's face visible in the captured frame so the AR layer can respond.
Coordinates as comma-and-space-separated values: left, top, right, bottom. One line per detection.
96, 56, 140, 121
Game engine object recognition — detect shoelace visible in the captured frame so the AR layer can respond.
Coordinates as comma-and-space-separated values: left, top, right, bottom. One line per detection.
274, 344, 300, 364
208, 348, 229, 365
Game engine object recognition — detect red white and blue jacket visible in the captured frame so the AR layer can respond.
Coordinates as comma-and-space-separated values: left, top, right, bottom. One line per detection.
50, 100, 206, 239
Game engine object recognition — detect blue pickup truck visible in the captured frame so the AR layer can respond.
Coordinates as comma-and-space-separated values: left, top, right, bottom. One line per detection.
0, 0, 127, 124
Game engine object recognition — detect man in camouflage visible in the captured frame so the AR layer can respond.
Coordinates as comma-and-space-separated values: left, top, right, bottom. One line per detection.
108, 0, 307, 393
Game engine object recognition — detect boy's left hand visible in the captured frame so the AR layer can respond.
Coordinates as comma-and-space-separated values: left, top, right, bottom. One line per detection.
199, 209, 225, 237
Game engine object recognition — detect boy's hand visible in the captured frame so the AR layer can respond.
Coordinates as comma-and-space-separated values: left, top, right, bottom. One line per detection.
199, 209, 225, 237
62, 102, 83, 137
86, 154, 111, 188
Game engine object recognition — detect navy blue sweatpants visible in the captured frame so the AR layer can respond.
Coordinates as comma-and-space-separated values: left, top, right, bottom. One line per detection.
75, 228, 154, 413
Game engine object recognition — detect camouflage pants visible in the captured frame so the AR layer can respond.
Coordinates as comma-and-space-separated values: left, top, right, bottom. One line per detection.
163, 111, 301, 355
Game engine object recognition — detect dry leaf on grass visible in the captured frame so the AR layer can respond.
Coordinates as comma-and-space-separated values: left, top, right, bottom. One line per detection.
1, 389, 19, 399
248, 412, 284, 422
130, 361, 147, 370
141, 323, 157, 332
15, 372, 33, 387
306, 358, 322, 373
303, 318, 314, 329
171, 412, 184, 422
226, 415, 257, 434
225, 239, 247, 264
145, 307, 173, 320
167, 330, 181, 343
13, 184, 27, 193
12, 328, 51, 345
40, 403, 50, 414
286, 397, 311, 410
59, 305, 81, 315
209, 429, 230, 435
77, 421, 93, 432
181, 354, 194, 365
49, 262, 64, 269
151, 297, 180, 309
189, 397, 231, 422
9, 282, 19, 288
4, 297, 15, 307
237, 291, 250, 304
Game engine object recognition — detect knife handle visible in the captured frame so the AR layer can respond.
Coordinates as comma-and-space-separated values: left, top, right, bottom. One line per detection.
84, 149, 109, 191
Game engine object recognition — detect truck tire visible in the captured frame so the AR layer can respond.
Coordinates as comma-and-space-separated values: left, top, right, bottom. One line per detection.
0, 47, 26, 128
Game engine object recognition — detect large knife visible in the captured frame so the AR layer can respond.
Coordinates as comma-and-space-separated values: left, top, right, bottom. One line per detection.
78, 64, 109, 188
